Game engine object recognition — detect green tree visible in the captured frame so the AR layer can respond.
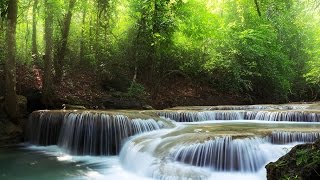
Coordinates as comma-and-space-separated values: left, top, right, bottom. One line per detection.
54, 0, 77, 83
42, 0, 54, 105
31, 0, 39, 63
5, 0, 18, 122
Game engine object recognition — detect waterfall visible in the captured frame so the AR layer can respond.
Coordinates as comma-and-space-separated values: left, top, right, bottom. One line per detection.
157, 110, 320, 122
120, 129, 213, 180
157, 111, 244, 122
170, 132, 320, 172
170, 104, 310, 111
120, 130, 317, 179
25, 105, 320, 179
270, 131, 320, 144
26, 110, 162, 155
251, 111, 320, 122
206, 104, 309, 110
119, 127, 320, 179
25, 110, 65, 145
171, 137, 268, 172
58, 113, 161, 155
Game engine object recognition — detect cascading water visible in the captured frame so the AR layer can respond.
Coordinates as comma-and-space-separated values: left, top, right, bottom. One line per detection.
171, 104, 310, 110
171, 132, 320, 172
119, 127, 320, 179
26, 110, 163, 155
171, 136, 268, 172
157, 110, 320, 122
249, 111, 320, 122
157, 111, 244, 122
26, 110, 65, 145
206, 104, 309, 110
270, 131, 320, 144
58, 113, 161, 155
21, 104, 320, 180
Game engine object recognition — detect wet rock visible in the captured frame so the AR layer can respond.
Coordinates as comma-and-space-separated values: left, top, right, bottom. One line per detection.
266, 139, 320, 180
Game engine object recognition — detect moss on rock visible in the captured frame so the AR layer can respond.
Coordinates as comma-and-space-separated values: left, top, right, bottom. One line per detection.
266, 139, 320, 180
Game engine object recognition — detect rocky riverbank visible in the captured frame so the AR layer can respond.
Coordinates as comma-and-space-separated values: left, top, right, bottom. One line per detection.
266, 139, 320, 180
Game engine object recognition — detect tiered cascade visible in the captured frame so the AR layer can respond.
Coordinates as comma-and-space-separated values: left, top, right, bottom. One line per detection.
25, 103, 320, 179
26, 110, 162, 155
120, 129, 320, 179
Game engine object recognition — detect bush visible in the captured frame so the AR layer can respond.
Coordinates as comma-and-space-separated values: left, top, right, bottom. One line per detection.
127, 82, 147, 100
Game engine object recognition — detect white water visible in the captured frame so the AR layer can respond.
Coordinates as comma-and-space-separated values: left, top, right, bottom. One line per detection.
26, 111, 162, 155
157, 110, 320, 122
23, 107, 320, 180
22, 122, 317, 180
25, 145, 152, 180
118, 128, 304, 180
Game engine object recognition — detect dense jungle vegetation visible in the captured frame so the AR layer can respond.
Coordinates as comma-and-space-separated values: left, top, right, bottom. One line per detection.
1, 0, 320, 119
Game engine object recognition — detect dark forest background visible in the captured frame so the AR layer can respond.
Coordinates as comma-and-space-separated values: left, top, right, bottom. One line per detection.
1, 0, 320, 120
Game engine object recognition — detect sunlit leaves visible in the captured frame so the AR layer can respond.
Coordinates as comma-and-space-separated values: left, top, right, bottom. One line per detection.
2, 0, 320, 101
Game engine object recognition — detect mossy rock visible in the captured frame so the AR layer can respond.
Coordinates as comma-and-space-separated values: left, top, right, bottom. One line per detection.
266, 139, 320, 180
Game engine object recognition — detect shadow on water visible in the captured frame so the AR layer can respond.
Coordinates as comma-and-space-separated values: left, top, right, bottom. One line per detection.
0, 145, 106, 180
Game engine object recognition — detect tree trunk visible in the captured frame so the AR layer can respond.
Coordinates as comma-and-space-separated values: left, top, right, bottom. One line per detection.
32, 0, 38, 64
54, 0, 77, 83
43, 0, 54, 105
254, 0, 261, 17
79, 5, 86, 64
5, 0, 18, 123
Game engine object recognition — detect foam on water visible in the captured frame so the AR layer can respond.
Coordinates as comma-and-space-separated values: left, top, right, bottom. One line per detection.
25, 145, 152, 180
21, 105, 320, 180
158, 110, 320, 122
119, 128, 303, 180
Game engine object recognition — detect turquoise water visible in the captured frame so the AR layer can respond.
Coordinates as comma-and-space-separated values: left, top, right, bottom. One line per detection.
0, 145, 149, 180
2, 120, 319, 180
0, 140, 295, 180
0, 145, 91, 180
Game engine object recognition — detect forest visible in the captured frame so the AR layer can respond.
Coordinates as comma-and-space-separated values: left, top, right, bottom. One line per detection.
2, 1, 320, 179
1, 0, 320, 118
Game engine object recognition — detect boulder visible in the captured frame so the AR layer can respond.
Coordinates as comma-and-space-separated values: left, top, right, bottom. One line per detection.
266, 139, 320, 180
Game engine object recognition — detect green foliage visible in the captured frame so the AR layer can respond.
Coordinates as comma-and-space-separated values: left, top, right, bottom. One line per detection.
127, 81, 147, 99
296, 149, 310, 166
296, 147, 320, 166
0, 0, 8, 19
5, 0, 320, 102
0, 0, 8, 64
281, 174, 299, 180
